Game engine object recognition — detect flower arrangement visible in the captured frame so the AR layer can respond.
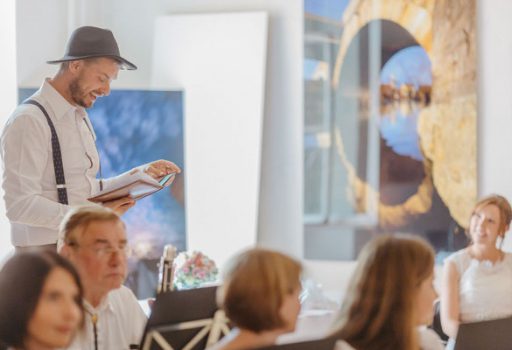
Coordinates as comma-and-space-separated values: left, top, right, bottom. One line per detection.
174, 251, 219, 289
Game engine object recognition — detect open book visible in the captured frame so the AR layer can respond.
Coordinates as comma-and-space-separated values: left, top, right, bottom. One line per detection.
88, 169, 175, 203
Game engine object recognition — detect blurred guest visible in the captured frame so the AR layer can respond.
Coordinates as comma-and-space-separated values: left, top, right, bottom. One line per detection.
0, 251, 83, 350
58, 206, 147, 350
332, 234, 443, 350
441, 195, 512, 348
209, 248, 302, 350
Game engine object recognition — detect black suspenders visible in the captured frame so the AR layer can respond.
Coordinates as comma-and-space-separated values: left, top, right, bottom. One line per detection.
22, 99, 69, 205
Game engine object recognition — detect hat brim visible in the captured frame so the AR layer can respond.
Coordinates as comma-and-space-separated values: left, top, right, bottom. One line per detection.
47, 54, 137, 70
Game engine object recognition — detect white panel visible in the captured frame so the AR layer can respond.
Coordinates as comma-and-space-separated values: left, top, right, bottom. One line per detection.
0, 0, 17, 261
151, 13, 268, 267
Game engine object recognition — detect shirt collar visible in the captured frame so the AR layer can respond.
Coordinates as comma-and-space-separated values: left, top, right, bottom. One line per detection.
83, 292, 115, 315
39, 78, 85, 121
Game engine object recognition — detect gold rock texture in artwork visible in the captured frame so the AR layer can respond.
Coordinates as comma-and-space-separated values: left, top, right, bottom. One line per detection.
333, 0, 433, 87
418, 100, 477, 227
418, 0, 477, 228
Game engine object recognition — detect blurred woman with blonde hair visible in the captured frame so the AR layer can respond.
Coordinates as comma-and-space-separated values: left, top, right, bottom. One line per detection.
209, 248, 302, 350
332, 234, 443, 350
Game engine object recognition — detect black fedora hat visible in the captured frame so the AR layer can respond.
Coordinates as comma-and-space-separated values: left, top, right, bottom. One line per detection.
47, 26, 137, 70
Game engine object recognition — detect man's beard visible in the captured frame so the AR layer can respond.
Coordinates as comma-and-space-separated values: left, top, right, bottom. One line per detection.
69, 76, 92, 108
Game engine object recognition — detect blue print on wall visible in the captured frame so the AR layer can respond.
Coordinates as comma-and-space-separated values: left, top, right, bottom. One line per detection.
19, 88, 186, 298
89, 90, 186, 298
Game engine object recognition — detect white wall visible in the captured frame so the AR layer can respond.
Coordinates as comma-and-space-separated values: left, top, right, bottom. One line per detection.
0, 0, 17, 260
12, 0, 512, 261
16, 0, 67, 87
15, 0, 303, 259
477, 0, 512, 250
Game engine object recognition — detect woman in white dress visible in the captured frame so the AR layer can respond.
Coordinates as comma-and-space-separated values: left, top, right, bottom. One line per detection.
440, 194, 512, 347
331, 234, 444, 350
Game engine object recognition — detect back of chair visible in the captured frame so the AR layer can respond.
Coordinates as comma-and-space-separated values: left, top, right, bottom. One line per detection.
454, 316, 512, 350
254, 337, 337, 350
430, 300, 449, 342
141, 286, 230, 350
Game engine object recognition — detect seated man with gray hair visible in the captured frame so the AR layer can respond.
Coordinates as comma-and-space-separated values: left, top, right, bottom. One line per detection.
58, 205, 147, 350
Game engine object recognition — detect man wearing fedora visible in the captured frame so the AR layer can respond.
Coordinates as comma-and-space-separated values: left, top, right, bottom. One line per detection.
0, 26, 181, 252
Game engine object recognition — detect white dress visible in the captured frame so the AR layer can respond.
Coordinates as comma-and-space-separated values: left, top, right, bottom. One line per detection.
444, 249, 512, 349
445, 249, 512, 323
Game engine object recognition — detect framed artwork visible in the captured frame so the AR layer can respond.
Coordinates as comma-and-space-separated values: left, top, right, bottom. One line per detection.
89, 89, 185, 298
303, 0, 476, 260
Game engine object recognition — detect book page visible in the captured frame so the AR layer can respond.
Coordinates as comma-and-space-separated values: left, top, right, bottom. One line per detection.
100, 169, 160, 193
88, 169, 164, 202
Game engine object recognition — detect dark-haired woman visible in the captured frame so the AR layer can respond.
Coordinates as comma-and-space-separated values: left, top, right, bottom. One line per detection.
0, 251, 83, 350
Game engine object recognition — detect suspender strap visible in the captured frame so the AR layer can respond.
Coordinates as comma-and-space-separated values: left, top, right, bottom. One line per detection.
23, 99, 69, 205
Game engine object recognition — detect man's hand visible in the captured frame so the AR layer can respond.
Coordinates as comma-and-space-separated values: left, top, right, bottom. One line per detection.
102, 196, 136, 216
144, 160, 181, 186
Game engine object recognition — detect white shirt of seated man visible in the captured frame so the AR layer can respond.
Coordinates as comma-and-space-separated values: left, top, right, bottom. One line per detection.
59, 217, 146, 350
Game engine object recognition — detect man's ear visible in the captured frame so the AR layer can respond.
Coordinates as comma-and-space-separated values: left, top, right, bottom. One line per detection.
68, 60, 84, 75
59, 244, 72, 259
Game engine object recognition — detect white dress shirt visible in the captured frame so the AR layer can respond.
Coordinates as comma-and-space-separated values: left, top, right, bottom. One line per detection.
1, 79, 122, 246
66, 285, 147, 350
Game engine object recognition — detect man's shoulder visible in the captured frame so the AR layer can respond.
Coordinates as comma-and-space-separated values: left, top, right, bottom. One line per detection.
108, 285, 139, 305
106, 285, 148, 339
107, 285, 147, 320
4, 97, 51, 130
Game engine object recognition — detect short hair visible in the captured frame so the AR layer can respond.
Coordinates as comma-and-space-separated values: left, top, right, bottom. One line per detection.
470, 194, 512, 236
58, 61, 70, 73
0, 251, 84, 348
59, 57, 119, 73
332, 234, 435, 350
58, 205, 123, 250
218, 248, 302, 332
